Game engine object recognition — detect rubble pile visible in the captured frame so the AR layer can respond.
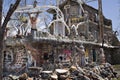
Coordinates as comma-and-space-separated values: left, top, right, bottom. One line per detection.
3, 61, 118, 80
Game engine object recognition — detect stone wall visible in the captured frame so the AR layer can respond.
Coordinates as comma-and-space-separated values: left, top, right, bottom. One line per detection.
111, 48, 120, 64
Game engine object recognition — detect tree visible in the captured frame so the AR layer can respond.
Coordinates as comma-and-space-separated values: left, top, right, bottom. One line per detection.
0, 0, 21, 79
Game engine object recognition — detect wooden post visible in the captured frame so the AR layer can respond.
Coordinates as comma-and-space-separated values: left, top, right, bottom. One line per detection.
0, 0, 2, 26
25, 0, 27, 6
84, 11, 89, 39
98, 0, 104, 44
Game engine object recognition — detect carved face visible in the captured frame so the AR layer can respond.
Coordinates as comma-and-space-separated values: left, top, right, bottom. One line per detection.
31, 17, 36, 21
4, 50, 13, 63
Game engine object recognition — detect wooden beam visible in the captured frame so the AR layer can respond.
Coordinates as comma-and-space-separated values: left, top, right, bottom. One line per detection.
98, 0, 104, 43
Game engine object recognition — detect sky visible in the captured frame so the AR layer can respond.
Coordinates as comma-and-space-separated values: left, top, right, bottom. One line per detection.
87, 0, 120, 39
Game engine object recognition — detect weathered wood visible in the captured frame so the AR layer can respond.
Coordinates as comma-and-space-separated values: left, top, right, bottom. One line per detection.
0, 0, 2, 26
0, 29, 4, 80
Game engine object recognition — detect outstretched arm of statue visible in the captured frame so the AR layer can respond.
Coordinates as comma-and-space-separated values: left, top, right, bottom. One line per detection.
35, 12, 39, 18
27, 12, 32, 19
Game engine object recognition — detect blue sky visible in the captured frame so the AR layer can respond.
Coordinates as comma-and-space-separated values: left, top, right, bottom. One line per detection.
88, 0, 120, 34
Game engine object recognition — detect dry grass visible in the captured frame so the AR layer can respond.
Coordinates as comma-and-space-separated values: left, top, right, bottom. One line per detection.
112, 78, 120, 80
113, 65, 120, 70
112, 65, 120, 80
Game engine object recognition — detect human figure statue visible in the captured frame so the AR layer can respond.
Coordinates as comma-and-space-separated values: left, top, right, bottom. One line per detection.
70, 25, 78, 39
75, 44, 86, 67
99, 48, 105, 64
28, 12, 39, 30
84, 11, 89, 21
27, 12, 40, 37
